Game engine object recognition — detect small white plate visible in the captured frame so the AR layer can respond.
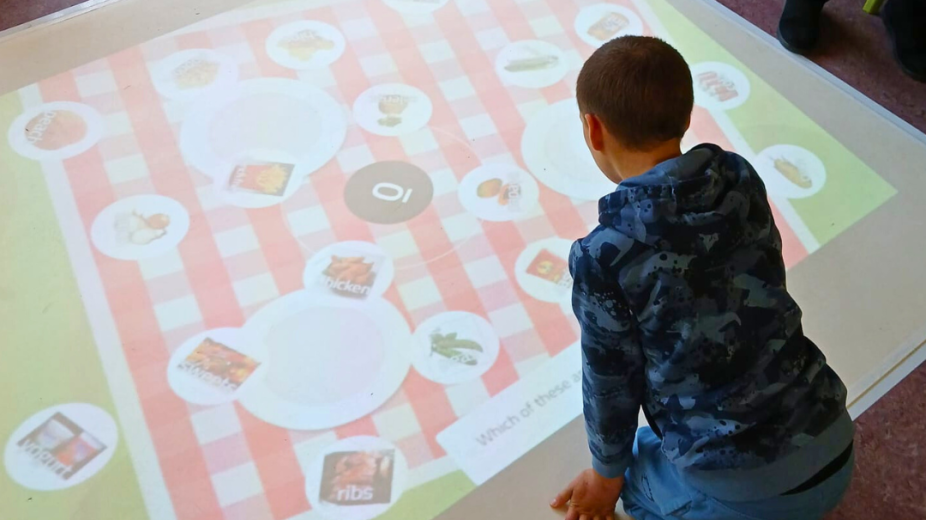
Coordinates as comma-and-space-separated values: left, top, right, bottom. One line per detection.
238, 291, 412, 430
353, 84, 433, 137
495, 40, 568, 89
265, 21, 346, 71
8, 102, 104, 161
305, 435, 409, 520
458, 163, 540, 222
755, 144, 827, 199
521, 99, 616, 201
4, 403, 118, 491
90, 195, 190, 261
515, 237, 574, 303
574, 4, 644, 48
303, 241, 396, 303
411, 311, 500, 385
166, 327, 269, 406
213, 149, 310, 208
152, 49, 239, 102
690, 62, 751, 112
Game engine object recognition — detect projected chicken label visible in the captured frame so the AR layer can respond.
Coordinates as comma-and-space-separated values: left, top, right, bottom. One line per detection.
319, 254, 384, 299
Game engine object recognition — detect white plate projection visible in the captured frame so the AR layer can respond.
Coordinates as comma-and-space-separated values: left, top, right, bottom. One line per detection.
237, 291, 412, 430
179, 78, 347, 181
522, 99, 616, 201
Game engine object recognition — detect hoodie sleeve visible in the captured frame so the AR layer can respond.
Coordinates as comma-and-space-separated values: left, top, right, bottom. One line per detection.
569, 239, 646, 480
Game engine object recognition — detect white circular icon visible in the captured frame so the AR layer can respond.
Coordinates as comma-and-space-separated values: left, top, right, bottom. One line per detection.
266, 21, 346, 70
755, 144, 827, 199
574, 4, 644, 48
515, 237, 574, 303
90, 195, 190, 261
458, 163, 540, 222
4, 404, 118, 491
303, 241, 396, 303
411, 312, 500, 385
383, 0, 450, 14
353, 84, 433, 137
495, 40, 569, 89
238, 291, 412, 430
213, 149, 310, 208
167, 328, 269, 406
179, 78, 347, 181
152, 49, 239, 102
690, 62, 751, 111
522, 99, 616, 201
305, 436, 408, 520
8, 102, 104, 161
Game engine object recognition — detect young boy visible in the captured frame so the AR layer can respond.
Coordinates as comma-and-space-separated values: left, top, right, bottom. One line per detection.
549, 36, 854, 520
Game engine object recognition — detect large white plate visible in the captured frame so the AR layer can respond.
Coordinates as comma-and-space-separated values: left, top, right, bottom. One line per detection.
238, 291, 412, 430
521, 99, 616, 201
179, 78, 347, 181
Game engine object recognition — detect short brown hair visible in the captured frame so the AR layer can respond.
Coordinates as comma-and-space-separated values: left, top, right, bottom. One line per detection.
576, 36, 694, 150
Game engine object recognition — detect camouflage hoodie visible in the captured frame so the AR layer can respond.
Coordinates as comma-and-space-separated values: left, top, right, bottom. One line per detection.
570, 144, 853, 500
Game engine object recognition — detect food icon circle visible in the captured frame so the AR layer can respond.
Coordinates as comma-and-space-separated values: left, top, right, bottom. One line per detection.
458, 163, 540, 221
755, 144, 827, 199
411, 311, 500, 385
306, 436, 409, 520
353, 84, 433, 137
90, 195, 191, 261
3, 404, 118, 491
266, 21, 347, 70
8, 102, 104, 160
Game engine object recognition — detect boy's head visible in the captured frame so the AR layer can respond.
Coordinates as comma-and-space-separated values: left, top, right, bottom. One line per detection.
577, 36, 694, 182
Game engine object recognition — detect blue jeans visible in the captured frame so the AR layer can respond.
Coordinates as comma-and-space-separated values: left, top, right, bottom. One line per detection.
621, 428, 854, 520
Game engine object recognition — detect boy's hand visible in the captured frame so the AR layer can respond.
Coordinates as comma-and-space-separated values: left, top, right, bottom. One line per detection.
550, 468, 624, 520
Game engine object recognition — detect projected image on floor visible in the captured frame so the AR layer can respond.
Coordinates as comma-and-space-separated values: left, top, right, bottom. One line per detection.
1, 1, 895, 519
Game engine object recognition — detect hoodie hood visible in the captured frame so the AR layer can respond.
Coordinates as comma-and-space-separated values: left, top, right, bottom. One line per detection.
598, 144, 773, 256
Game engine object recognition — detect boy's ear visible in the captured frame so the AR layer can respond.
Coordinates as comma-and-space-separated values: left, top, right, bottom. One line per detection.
584, 113, 606, 152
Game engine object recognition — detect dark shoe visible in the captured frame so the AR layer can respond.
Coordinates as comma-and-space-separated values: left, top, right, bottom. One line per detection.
777, 0, 829, 55
882, 0, 926, 82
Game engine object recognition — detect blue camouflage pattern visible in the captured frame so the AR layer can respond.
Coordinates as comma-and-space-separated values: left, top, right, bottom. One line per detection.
570, 144, 849, 479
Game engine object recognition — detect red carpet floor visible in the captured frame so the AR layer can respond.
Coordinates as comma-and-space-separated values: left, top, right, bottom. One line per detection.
717, 0, 925, 134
